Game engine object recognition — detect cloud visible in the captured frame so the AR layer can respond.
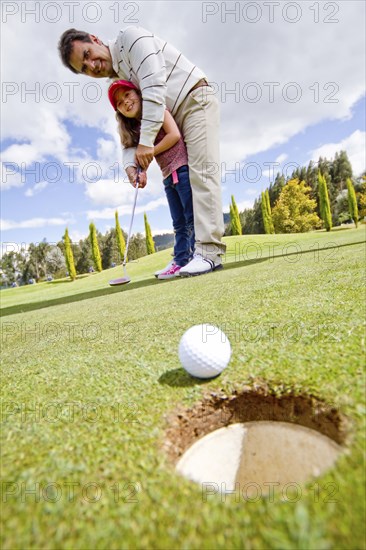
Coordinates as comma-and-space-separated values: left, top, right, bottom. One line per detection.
84, 169, 164, 207
1, 108, 71, 164
151, 228, 174, 236
1, 0, 365, 244
224, 199, 254, 212
68, 229, 89, 243
1, 217, 73, 231
25, 181, 49, 197
2, 1, 365, 169
1, 162, 24, 190
87, 197, 167, 220
309, 130, 366, 176
85, 179, 130, 207
1, 144, 42, 166
244, 188, 261, 197
276, 154, 288, 164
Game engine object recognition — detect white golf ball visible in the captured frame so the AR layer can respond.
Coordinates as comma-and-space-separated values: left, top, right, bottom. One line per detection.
178, 324, 231, 379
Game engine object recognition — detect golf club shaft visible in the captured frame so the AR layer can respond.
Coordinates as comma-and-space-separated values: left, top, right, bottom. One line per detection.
122, 167, 141, 267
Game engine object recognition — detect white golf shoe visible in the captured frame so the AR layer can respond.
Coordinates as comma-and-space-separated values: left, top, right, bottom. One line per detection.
179, 254, 223, 277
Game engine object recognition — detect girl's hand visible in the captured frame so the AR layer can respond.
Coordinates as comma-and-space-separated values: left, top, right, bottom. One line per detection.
134, 170, 147, 189
126, 166, 147, 188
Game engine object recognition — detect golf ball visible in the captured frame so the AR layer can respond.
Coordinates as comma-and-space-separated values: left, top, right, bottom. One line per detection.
178, 324, 231, 379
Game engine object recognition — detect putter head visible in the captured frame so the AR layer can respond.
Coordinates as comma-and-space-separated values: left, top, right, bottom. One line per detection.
109, 276, 131, 286
108, 171, 140, 289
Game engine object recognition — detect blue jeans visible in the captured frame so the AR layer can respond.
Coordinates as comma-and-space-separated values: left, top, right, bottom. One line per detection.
163, 165, 195, 266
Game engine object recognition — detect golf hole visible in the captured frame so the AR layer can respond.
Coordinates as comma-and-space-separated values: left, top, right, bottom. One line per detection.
164, 385, 348, 497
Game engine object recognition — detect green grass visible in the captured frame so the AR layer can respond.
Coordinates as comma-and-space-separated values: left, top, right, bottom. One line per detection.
1, 227, 365, 549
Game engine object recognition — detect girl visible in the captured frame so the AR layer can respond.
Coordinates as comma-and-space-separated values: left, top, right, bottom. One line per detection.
108, 80, 195, 280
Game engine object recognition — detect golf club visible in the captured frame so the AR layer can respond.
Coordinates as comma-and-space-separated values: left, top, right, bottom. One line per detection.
109, 168, 141, 286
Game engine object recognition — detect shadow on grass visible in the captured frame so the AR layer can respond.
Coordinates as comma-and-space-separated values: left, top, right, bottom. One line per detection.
159, 368, 210, 387
50, 274, 90, 284
0, 276, 162, 317
1, 240, 364, 317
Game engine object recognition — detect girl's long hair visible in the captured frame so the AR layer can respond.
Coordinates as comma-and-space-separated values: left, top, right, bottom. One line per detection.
115, 90, 142, 148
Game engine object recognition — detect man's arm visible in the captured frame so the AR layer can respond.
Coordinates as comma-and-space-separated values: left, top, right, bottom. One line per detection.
123, 146, 137, 170
120, 27, 167, 149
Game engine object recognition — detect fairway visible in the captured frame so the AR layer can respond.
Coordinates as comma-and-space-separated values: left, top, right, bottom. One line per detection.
1, 227, 365, 549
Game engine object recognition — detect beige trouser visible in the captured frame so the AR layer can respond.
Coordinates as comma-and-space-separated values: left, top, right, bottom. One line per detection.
174, 87, 226, 263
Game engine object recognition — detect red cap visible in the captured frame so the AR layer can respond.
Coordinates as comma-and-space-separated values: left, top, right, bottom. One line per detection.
108, 80, 138, 111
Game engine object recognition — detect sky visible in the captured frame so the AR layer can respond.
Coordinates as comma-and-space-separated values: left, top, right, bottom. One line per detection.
1, 0, 365, 255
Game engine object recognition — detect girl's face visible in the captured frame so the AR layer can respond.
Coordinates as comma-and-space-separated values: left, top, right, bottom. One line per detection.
114, 88, 141, 119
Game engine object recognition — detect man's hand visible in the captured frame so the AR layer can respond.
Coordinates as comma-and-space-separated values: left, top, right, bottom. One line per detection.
135, 144, 154, 171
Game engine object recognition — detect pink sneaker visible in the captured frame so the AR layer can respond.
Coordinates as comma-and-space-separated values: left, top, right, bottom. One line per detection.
157, 263, 182, 280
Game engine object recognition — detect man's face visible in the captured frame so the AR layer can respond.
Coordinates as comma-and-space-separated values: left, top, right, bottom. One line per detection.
69, 35, 114, 78
115, 89, 142, 119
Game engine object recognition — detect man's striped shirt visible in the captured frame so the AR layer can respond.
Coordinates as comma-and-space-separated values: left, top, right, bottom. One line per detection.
108, 26, 206, 166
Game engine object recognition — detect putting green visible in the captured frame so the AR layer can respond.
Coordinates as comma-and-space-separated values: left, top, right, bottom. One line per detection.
1, 227, 365, 549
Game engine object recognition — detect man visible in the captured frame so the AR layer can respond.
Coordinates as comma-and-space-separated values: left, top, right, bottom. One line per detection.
58, 26, 226, 276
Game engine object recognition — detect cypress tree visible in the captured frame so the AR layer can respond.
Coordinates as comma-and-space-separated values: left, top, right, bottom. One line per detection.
144, 213, 156, 254
261, 192, 270, 234
346, 178, 359, 227
115, 211, 126, 261
63, 228, 77, 280
318, 172, 332, 231
358, 174, 366, 219
89, 222, 102, 272
230, 195, 242, 235
229, 204, 234, 234
265, 189, 275, 233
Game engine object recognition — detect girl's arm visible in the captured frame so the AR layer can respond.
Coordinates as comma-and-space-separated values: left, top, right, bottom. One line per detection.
153, 110, 181, 156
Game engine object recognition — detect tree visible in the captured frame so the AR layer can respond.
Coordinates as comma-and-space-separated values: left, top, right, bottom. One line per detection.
26, 240, 51, 282
144, 213, 156, 254
272, 179, 320, 233
251, 197, 265, 234
89, 222, 103, 272
128, 233, 147, 260
268, 173, 285, 208
261, 193, 270, 234
230, 195, 242, 235
76, 238, 92, 275
346, 178, 359, 227
330, 150, 353, 192
0, 251, 24, 286
239, 208, 255, 234
261, 190, 275, 234
102, 228, 120, 269
333, 190, 351, 225
291, 166, 307, 184
318, 172, 332, 231
63, 229, 77, 280
45, 246, 67, 277
265, 190, 275, 233
305, 160, 321, 208
115, 211, 126, 261
317, 156, 331, 180
357, 174, 366, 220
